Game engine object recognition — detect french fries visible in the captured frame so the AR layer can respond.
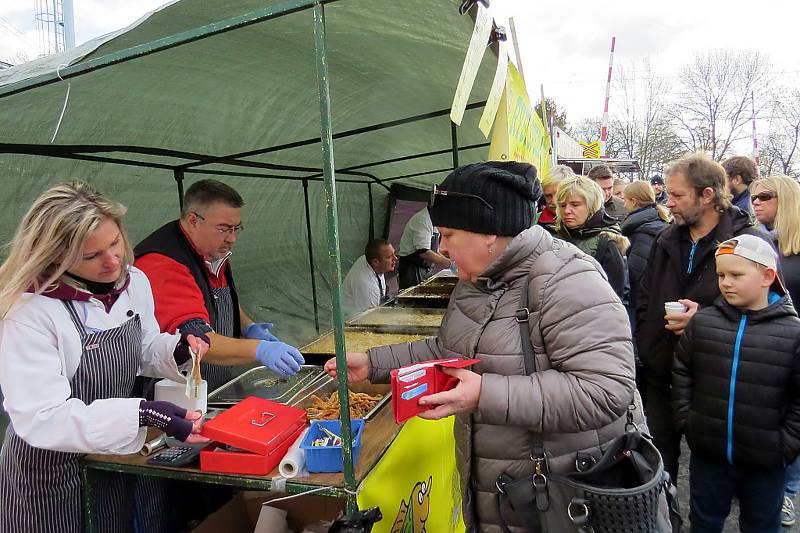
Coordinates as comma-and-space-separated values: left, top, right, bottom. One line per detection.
306, 390, 383, 420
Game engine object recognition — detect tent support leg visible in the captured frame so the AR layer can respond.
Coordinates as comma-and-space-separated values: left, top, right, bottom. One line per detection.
367, 183, 375, 240
451, 121, 459, 169
173, 169, 185, 212
302, 179, 320, 335
313, 2, 357, 514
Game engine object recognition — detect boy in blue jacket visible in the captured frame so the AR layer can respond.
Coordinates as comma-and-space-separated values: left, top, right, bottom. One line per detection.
672, 234, 800, 532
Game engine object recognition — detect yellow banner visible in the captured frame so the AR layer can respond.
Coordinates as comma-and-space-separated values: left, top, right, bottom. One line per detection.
580, 141, 601, 159
488, 61, 550, 179
357, 417, 464, 533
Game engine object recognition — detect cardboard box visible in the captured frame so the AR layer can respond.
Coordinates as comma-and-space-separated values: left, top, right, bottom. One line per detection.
192, 491, 345, 533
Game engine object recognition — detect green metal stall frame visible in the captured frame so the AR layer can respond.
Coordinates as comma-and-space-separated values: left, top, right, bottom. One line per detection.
0, 0, 497, 526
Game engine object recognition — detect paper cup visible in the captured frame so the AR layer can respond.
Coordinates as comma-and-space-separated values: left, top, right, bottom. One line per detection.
664, 302, 688, 325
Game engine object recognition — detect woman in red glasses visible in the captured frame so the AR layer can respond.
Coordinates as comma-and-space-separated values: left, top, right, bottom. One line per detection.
751, 175, 800, 527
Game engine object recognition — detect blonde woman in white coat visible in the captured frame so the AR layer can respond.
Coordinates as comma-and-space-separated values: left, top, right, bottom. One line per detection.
0, 181, 210, 533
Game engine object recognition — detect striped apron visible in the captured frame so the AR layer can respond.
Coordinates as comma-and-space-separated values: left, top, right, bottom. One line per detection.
201, 286, 235, 391
133, 287, 237, 533
0, 301, 142, 533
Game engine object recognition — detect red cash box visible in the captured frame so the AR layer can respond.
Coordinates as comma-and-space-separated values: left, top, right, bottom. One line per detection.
199, 396, 308, 476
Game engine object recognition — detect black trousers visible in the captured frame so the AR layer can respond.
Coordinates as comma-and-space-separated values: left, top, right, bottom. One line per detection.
645, 384, 682, 484
398, 256, 431, 290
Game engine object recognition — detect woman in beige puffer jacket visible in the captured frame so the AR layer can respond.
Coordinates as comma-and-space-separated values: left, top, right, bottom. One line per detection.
326, 162, 642, 533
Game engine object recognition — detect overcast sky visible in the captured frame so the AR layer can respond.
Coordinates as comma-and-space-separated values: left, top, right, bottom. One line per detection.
1, 0, 798, 125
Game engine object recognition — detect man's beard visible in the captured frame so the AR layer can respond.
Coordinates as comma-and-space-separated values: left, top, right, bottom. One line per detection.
673, 201, 704, 227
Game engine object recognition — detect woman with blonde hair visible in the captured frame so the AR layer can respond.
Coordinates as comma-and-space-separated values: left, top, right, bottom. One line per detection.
554, 174, 629, 299
621, 180, 671, 402
750, 175, 800, 526
622, 181, 671, 307
0, 181, 210, 533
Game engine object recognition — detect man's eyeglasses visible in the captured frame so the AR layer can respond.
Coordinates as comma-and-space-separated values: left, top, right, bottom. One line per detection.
192, 211, 244, 236
751, 191, 778, 203
430, 184, 494, 211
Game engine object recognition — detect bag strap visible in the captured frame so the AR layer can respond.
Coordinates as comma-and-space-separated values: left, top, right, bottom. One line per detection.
594, 234, 610, 263
516, 271, 537, 375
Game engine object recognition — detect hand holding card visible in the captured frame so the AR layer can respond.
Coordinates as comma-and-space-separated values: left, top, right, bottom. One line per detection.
390, 358, 481, 423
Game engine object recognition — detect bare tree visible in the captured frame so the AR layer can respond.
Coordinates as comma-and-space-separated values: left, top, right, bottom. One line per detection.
671, 49, 772, 161
568, 117, 603, 144
761, 89, 800, 176
610, 60, 685, 178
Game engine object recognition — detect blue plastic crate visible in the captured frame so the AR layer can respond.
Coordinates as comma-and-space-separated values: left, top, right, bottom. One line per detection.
300, 419, 365, 473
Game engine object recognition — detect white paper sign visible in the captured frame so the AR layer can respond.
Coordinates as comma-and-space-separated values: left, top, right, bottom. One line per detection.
478, 41, 508, 137
450, 4, 493, 125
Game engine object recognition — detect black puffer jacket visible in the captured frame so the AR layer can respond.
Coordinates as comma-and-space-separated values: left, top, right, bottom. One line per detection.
621, 205, 669, 311
672, 294, 800, 469
636, 207, 767, 388
762, 225, 800, 308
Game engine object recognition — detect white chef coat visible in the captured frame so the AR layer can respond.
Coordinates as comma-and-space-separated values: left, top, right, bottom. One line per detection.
342, 255, 385, 318
398, 209, 435, 257
0, 266, 186, 455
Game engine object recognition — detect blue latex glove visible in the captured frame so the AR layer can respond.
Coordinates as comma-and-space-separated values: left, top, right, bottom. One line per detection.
256, 340, 304, 377
244, 322, 279, 342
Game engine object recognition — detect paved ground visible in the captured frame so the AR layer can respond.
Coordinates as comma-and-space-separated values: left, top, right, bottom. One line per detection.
676, 439, 800, 532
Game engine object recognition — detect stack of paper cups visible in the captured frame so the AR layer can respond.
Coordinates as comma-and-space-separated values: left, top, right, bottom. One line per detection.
664, 301, 688, 325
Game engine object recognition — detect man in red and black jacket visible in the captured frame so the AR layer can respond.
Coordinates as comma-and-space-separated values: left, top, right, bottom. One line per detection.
134, 179, 304, 391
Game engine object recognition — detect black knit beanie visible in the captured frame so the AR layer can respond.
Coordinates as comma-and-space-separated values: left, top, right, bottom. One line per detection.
428, 161, 542, 236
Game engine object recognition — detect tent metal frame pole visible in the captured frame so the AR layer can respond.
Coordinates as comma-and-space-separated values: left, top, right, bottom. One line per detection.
302, 179, 321, 334
173, 169, 185, 211
450, 121, 459, 169
179, 101, 487, 171
313, 2, 357, 513
367, 183, 375, 240
0, 0, 340, 99
335, 141, 490, 174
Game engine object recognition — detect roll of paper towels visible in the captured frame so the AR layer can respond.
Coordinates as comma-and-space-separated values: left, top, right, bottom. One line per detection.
279, 427, 310, 478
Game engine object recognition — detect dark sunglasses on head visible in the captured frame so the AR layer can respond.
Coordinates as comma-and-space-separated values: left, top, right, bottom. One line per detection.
430, 184, 494, 211
751, 191, 778, 203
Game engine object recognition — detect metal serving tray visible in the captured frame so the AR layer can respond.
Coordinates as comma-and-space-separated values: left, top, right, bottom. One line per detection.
347, 306, 445, 335
300, 329, 431, 357
206, 365, 324, 406
283, 373, 391, 422
394, 283, 454, 308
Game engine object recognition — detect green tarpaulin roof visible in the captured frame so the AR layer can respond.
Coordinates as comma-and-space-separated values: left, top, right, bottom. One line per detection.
0, 0, 497, 344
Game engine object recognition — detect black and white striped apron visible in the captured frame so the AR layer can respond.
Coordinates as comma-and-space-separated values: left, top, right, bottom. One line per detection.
0, 301, 142, 533
203, 286, 235, 391
133, 286, 236, 533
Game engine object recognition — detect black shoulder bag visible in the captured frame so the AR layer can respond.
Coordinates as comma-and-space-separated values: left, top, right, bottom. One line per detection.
494, 272, 682, 533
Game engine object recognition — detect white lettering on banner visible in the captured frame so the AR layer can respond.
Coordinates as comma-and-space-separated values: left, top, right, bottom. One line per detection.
478, 41, 508, 137
449, 3, 493, 126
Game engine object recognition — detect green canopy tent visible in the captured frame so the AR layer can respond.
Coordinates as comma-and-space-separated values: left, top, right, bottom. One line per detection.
0, 0, 497, 343
0, 0, 501, 511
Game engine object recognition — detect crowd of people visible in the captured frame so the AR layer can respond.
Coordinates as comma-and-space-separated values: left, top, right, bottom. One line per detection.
331, 153, 800, 532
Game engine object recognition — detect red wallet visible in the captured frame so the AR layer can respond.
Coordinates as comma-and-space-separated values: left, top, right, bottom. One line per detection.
390, 358, 481, 424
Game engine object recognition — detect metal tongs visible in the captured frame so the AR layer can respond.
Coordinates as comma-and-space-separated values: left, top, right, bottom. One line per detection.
185, 346, 202, 399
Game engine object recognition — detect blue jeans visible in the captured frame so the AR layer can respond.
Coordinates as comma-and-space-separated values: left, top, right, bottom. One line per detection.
786, 456, 800, 498
689, 455, 785, 533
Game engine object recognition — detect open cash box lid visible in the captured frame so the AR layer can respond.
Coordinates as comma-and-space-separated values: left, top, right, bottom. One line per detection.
200, 396, 307, 475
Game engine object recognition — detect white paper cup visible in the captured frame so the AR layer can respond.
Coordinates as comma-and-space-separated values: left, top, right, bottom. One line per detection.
664, 302, 688, 325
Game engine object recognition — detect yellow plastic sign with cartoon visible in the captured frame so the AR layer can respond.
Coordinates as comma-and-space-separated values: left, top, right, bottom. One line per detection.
487, 61, 550, 179
357, 417, 464, 533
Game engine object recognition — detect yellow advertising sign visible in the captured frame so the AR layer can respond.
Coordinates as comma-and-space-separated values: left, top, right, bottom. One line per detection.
488, 61, 550, 179
580, 141, 601, 159
357, 417, 464, 533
